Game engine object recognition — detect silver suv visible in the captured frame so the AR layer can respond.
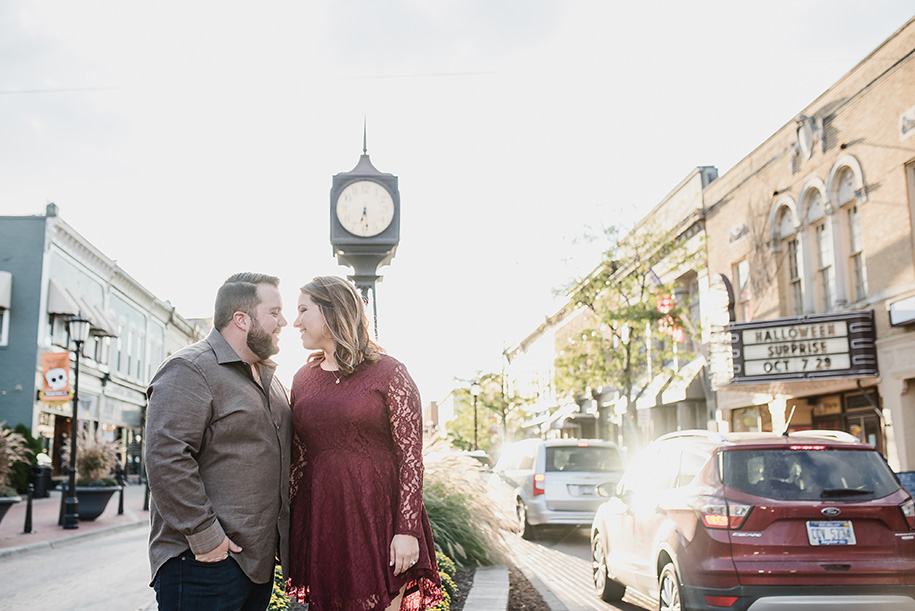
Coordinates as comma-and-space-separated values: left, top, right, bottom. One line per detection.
489, 438, 624, 539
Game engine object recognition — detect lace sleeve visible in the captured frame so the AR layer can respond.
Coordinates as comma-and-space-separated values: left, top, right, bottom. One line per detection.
289, 430, 307, 505
386, 362, 424, 538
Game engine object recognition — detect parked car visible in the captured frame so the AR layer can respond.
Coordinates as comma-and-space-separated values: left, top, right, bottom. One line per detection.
488, 438, 624, 539
590, 429, 915, 610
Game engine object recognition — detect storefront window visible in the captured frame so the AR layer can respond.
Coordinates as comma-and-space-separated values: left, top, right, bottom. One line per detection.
731, 405, 772, 432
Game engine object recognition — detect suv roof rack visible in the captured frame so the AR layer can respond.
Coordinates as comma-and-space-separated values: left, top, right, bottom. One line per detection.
656, 430, 730, 444
786, 429, 860, 442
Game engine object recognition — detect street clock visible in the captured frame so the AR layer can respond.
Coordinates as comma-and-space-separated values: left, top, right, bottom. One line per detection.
330, 142, 400, 295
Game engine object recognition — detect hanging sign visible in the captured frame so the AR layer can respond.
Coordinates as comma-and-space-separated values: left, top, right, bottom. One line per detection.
40, 351, 72, 403
728, 310, 878, 383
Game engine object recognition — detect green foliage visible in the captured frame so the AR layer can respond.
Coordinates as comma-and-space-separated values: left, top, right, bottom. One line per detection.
423, 480, 490, 566
446, 374, 529, 452
10, 425, 42, 494
430, 571, 455, 611
435, 550, 456, 579
269, 565, 291, 610
62, 428, 119, 485
424, 453, 512, 568
555, 223, 703, 427
0, 423, 32, 497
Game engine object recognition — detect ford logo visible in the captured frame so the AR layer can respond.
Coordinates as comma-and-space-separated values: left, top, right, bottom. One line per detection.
822, 507, 842, 517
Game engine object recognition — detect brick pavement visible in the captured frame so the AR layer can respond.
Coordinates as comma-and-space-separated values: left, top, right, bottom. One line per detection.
506, 535, 653, 611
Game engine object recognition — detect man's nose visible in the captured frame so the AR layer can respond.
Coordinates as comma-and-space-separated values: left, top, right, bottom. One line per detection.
278, 314, 288, 327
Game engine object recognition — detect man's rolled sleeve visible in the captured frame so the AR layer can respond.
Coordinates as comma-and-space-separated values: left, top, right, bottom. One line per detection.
186, 519, 227, 555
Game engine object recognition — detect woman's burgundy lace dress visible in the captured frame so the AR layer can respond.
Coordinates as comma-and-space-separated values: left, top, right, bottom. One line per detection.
287, 355, 442, 611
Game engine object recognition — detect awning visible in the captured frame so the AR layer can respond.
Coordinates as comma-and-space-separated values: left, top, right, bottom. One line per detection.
521, 411, 553, 429
661, 356, 706, 404
47, 280, 80, 315
636, 371, 672, 410
548, 403, 585, 430
0, 271, 10, 309
47, 280, 119, 337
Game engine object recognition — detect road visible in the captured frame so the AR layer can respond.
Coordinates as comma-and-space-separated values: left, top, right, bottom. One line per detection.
506, 525, 654, 611
0, 525, 154, 611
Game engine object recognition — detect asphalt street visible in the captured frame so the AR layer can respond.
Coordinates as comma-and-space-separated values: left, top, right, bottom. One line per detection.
0, 524, 154, 611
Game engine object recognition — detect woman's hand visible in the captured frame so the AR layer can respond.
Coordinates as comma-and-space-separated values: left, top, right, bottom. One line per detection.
389, 534, 419, 576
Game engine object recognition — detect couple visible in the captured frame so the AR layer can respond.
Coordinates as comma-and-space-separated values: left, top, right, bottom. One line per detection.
145, 273, 442, 611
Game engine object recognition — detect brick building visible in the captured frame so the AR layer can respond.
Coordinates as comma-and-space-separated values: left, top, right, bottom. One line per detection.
506, 16, 915, 469
704, 17, 915, 470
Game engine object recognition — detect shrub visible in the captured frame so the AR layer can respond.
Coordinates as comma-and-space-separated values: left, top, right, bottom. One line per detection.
9, 425, 42, 494
0, 423, 32, 497
269, 565, 291, 611
62, 428, 119, 485
423, 452, 512, 567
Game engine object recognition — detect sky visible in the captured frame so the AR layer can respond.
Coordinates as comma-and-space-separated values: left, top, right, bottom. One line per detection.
2, 1, 914, 402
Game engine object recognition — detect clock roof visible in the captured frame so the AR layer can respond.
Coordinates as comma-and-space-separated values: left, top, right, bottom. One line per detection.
335, 153, 395, 180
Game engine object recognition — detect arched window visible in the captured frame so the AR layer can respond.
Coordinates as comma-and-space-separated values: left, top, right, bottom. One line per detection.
836, 168, 867, 302
776, 206, 803, 315
804, 189, 835, 311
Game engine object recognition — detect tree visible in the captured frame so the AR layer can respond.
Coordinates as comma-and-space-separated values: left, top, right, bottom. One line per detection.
554, 223, 703, 443
446, 373, 529, 453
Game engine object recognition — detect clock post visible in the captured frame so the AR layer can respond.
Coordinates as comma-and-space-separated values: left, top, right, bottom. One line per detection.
330, 143, 400, 338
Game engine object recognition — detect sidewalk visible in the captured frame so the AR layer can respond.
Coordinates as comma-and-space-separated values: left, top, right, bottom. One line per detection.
0, 481, 149, 558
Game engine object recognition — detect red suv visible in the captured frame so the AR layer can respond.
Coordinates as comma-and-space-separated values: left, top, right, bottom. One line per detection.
590, 430, 915, 610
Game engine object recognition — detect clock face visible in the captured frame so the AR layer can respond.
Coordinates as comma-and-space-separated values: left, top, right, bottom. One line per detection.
336, 180, 395, 237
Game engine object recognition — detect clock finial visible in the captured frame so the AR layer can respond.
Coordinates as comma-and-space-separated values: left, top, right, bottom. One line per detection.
363, 117, 367, 155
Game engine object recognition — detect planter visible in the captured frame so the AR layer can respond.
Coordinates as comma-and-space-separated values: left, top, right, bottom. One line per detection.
0, 496, 21, 526
75, 486, 121, 521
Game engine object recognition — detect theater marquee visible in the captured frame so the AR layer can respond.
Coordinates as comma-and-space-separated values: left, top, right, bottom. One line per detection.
729, 311, 878, 384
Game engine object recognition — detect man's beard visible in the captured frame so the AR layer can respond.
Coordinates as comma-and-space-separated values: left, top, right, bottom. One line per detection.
247, 317, 278, 360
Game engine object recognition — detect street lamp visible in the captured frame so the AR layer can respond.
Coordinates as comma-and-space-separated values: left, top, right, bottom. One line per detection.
63, 314, 91, 529
470, 381, 482, 451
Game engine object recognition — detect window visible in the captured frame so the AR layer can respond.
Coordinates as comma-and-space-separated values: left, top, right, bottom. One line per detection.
777, 206, 803, 315
786, 238, 803, 314
814, 221, 834, 310
733, 259, 751, 321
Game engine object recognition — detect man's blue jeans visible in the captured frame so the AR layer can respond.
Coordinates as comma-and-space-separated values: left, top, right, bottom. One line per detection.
154, 551, 273, 611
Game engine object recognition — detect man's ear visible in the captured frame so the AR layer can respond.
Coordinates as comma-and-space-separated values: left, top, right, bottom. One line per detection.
233, 311, 250, 332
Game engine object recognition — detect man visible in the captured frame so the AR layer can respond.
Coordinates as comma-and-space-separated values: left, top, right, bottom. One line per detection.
146, 273, 291, 610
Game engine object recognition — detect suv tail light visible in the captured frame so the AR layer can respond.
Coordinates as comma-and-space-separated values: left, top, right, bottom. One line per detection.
694, 496, 752, 530
533, 473, 545, 496
901, 498, 915, 529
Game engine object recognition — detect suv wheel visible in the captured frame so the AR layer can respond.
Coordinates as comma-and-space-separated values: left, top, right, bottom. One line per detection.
516, 501, 537, 540
592, 532, 625, 602
658, 562, 683, 611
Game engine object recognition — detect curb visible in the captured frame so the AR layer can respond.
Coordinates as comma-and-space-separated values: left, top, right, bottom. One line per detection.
0, 517, 148, 559
463, 565, 509, 610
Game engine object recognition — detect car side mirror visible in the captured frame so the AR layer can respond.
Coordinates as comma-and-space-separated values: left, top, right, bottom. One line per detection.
596, 482, 618, 498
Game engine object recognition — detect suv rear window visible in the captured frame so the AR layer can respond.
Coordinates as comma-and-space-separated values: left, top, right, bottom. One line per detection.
722, 448, 900, 501
545, 446, 622, 473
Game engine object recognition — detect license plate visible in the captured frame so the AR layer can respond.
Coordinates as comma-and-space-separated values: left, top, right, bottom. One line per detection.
570, 484, 596, 496
806, 521, 856, 546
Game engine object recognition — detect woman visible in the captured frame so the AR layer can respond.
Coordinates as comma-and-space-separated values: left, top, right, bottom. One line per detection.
286, 276, 442, 611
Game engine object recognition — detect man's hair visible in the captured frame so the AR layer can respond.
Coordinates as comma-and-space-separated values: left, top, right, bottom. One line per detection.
213, 272, 280, 331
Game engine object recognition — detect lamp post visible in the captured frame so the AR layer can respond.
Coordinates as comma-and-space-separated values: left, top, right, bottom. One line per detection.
63, 314, 91, 529
470, 381, 481, 451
